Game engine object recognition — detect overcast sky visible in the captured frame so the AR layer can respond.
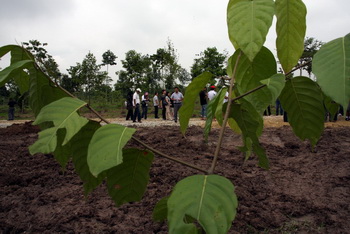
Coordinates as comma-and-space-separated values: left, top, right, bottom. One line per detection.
1, 0, 349, 83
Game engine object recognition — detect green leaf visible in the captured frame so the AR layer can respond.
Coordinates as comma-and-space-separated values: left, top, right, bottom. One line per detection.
232, 47, 277, 113
179, 72, 213, 135
29, 97, 88, 154
13, 70, 30, 94
88, 124, 136, 177
10, 45, 34, 63
71, 120, 104, 195
106, 148, 154, 206
275, 0, 307, 73
153, 196, 169, 222
214, 87, 228, 126
279, 76, 325, 146
260, 73, 286, 105
227, 0, 275, 61
203, 88, 225, 141
0, 60, 33, 87
28, 66, 68, 117
0, 45, 20, 58
167, 175, 238, 234
323, 95, 340, 121
229, 100, 268, 169
53, 128, 72, 168
313, 33, 350, 108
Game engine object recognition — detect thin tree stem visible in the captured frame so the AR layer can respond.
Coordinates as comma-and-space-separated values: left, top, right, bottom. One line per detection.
208, 51, 242, 174
286, 61, 312, 76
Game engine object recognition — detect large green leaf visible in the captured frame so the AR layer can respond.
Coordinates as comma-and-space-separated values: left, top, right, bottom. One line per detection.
28, 67, 68, 117
0, 45, 16, 58
227, 0, 275, 61
260, 73, 286, 104
29, 97, 88, 154
13, 70, 30, 94
70, 120, 104, 195
275, 0, 307, 73
88, 124, 136, 177
203, 88, 225, 141
229, 100, 268, 169
214, 87, 228, 126
231, 47, 277, 113
106, 148, 154, 207
313, 33, 350, 108
179, 72, 213, 135
0, 60, 33, 87
167, 175, 238, 234
153, 196, 169, 222
279, 76, 325, 146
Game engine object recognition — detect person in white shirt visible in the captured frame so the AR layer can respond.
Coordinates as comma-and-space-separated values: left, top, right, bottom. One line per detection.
170, 87, 184, 123
153, 92, 159, 118
141, 92, 150, 120
208, 86, 217, 101
133, 88, 142, 123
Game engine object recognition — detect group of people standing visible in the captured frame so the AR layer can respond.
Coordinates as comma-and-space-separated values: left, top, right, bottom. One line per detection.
125, 87, 184, 123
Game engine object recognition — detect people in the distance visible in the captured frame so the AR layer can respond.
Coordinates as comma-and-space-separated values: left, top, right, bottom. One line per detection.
141, 92, 150, 120
171, 87, 184, 123
199, 87, 207, 120
275, 98, 284, 116
132, 88, 142, 123
8, 98, 16, 121
208, 85, 217, 101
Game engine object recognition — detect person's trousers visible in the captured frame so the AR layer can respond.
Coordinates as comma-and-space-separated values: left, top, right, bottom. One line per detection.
8, 107, 14, 120
201, 104, 207, 118
162, 107, 166, 120
154, 106, 159, 118
173, 103, 182, 122
133, 104, 141, 122
126, 108, 133, 120
142, 105, 148, 119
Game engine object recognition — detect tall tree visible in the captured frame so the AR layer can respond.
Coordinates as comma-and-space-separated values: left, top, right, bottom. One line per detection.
297, 37, 324, 76
66, 52, 107, 104
22, 40, 61, 81
101, 50, 117, 102
191, 47, 227, 84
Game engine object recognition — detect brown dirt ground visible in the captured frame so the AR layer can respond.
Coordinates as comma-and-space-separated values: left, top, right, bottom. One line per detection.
1, 120, 350, 233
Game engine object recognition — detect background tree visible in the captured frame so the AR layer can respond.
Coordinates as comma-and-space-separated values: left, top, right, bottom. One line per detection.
101, 50, 117, 102
22, 40, 61, 81
297, 37, 324, 77
191, 47, 227, 84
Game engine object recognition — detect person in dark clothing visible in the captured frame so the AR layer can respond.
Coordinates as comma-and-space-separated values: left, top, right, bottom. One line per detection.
125, 91, 133, 120
160, 89, 167, 120
199, 87, 207, 120
275, 99, 284, 115
8, 98, 16, 121
263, 105, 271, 116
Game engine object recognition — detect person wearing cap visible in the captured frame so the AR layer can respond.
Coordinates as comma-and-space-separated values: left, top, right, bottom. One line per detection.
133, 88, 142, 123
141, 92, 150, 120
208, 86, 217, 101
170, 87, 184, 123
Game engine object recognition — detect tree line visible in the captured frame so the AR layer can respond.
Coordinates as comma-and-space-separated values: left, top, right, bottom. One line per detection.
1, 39, 228, 107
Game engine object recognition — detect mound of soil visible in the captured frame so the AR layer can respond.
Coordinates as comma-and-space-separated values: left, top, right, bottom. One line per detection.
1, 122, 349, 233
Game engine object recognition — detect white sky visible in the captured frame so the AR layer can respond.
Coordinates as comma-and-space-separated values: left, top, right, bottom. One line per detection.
1, 0, 349, 83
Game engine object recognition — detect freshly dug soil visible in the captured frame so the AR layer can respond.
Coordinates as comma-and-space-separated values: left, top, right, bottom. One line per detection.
1, 122, 349, 233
